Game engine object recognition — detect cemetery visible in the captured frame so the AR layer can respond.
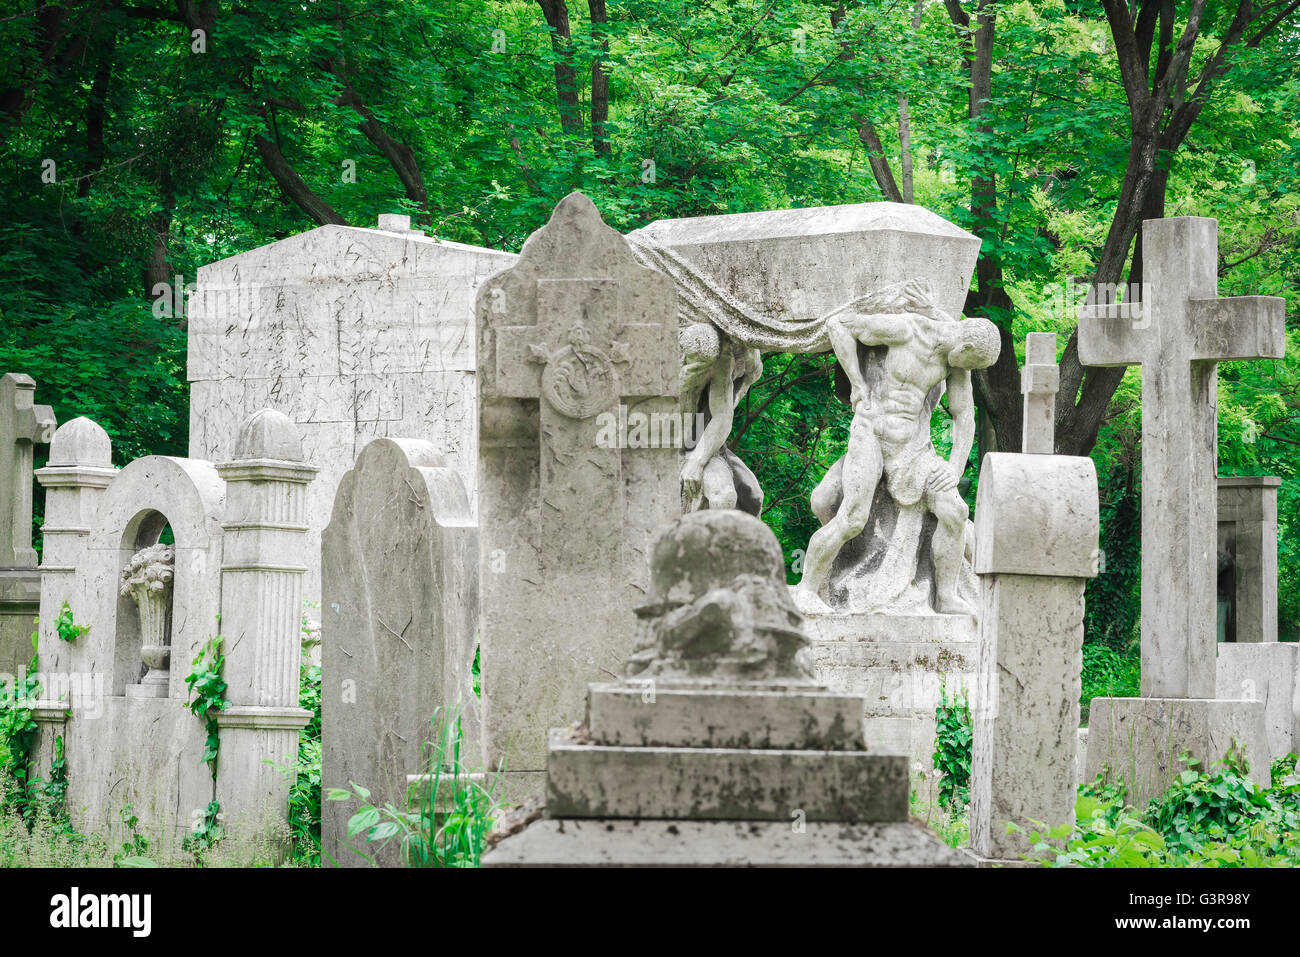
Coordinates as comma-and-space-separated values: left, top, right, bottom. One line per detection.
1, 1, 1299, 874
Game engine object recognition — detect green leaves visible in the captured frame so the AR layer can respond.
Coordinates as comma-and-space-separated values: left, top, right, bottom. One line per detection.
185, 633, 229, 781
54, 603, 90, 643
932, 678, 972, 810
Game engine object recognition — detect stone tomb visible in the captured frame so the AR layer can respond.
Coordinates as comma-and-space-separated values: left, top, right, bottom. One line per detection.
475, 192, 680, 777
484, 510, 970, 867
630, 203, 989, 775
32, 410, 314, 858
0, 373, 55, 675
321, 437, 478, 867
1081, 217, 1282, 803
189, 213, 516, 602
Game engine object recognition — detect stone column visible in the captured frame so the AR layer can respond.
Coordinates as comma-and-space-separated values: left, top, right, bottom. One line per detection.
1217, 476, 1279, 644
1020, 333, 1058, 454
30, 418, 116, 773
214, 409, 317, 851
970, 452, 1099, 864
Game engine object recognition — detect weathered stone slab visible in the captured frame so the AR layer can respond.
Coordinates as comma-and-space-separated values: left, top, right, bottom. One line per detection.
321, 436, 479, 867
1216, 642, 1299, 761
190, 218, 516, 601
805, 610, 976, 771
1084, 697, 1268, 807
482, 818, 973, 867
585, 683, 865, 750
475, 192, 679, 773
546, 728, 906, 822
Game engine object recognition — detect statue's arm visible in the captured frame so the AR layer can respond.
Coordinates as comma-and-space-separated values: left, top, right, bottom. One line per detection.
945, 368, 975, 480
682, 345, 737, 506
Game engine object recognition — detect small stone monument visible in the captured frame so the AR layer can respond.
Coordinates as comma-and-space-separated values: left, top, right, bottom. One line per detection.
120, 543, 176, 698
483, 510, 971, 866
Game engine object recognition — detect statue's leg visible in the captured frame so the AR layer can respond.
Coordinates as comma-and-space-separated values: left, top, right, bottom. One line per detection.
928, 485, 974, 616
795, 420, 883, 613
702, 453, 738, 510
809, 457, 843, 526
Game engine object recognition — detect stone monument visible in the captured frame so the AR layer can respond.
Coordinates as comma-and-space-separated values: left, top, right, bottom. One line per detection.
482, 509, 971, 866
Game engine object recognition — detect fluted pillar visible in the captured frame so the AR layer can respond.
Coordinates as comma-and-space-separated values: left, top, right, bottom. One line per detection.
214, 409, 317, 854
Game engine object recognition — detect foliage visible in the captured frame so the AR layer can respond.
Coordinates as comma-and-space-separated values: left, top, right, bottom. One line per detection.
1017, 754, 1300, 868
471, 645, 481, 700
114, 803, 152, 867
1079, 642, 1141, 725
327, 706, 499, 868
54, 602, 91, 643
285, 647, 322, 866
932, 678, 972, 810
185, 633, 229, 778
182, 800, 226, 856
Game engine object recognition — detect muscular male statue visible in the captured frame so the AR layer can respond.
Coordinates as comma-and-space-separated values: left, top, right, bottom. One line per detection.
679, 322, 765, 514
794, 283, 1000, 616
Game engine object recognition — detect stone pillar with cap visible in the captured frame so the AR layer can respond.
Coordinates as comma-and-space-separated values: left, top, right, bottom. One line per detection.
213, 409, 318, 850
968, 450, 1099, 865
31, 417, 117, 773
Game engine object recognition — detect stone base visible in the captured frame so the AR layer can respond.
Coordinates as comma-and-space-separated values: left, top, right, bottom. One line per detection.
482, 818, 973, 867
125, 679, 169, 699
804, 610, 977, 771
407, 769, 545, 812
547, 727, 907, 822
1084, 697, 1269, 807
1216, 643, 1299, 760
586, 682, 865, 750
964, 849, 1044, 868
1075, 727, 1089, 787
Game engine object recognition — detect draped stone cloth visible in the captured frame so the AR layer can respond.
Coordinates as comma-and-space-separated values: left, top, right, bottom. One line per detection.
627, 233, 833, 353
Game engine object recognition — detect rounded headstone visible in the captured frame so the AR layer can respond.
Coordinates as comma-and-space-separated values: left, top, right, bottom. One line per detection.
648, 509, 786, 606
233, 408, 304, 462
47, 417, 112, 467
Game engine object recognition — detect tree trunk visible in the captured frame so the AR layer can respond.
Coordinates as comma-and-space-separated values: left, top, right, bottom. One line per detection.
536, 0, 583, 135
254, 132, 347, 226
590, 0, 611, 156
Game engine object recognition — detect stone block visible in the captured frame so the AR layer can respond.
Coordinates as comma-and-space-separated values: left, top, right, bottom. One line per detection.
482, 818, 973, 867
585, 682, 865, 750
1084, 696, 1269, 807
545, 728, 907, 823
1216, 642, 1299, 760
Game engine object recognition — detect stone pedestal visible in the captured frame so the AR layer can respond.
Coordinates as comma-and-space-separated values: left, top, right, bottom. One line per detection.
1084, 697, 1268, 807
1216, 642, 1299, 761
484, 681, 969, 867
804, 610, 977, 773
1217, 476, 1280, 644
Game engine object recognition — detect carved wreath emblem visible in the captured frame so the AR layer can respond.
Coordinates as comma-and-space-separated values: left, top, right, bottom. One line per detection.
528, 321, 630, 420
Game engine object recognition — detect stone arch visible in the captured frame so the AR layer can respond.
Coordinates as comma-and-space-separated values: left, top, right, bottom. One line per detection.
86, 456, 225, 696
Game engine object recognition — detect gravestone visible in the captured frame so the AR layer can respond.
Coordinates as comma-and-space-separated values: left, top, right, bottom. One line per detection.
1081, 217, 1281, 803
1217, 476, 1280, 644
969, 340, 1099, 864
0, 373, 55, 674
321, 437, 478, 867
475, 192, 680, 776
189, 214, 516, 602
1020, 333, 1058, 454
1215, 476, 1298, 760
483, 510, 971, 867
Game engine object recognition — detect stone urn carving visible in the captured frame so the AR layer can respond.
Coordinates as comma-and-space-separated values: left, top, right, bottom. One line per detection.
120, 543, 175, 696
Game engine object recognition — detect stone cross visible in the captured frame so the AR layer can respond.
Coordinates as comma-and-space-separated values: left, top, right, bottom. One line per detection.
1079, 217, 1285, 698
476, 192, 679, 774
1020, 333, 1058, 454
1, 373, 56, 567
